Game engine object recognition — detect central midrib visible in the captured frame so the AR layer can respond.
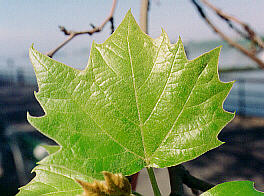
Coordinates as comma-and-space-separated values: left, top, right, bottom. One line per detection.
127, 18, 148, 163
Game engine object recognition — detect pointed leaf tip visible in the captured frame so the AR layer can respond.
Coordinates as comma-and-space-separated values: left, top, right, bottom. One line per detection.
126, 9, 133, 17
178, 35, 182, 42
29, 44, 35, 58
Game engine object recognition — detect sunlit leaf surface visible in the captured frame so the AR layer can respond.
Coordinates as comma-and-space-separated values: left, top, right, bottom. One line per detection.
18, 11, 234, 195
201, 181, 264, 196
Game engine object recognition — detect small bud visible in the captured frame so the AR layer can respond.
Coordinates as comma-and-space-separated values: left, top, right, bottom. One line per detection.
76, 171, 132, 196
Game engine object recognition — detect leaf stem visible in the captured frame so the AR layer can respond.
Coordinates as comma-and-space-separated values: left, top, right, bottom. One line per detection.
132, 191, 144, 196
146, 167, 162, 196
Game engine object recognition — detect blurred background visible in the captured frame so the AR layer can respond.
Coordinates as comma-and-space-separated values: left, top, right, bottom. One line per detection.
1, 0, 264, 195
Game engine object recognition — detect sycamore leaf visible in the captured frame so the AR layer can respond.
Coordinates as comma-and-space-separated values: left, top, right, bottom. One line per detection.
201, 181, 264, 196
76, 171, 131, 196
18, 10, 234, 195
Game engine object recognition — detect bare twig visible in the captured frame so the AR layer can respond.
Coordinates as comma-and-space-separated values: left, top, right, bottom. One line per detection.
203, 16, 264, 68
109, 17, 115, 34
46, 0, 117, 58
140, 0, 150, 34
201, 0, 264, 50
191, 0, 264, 69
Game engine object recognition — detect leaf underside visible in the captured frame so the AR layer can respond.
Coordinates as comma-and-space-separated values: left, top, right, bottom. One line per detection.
18, 11, 235, 195
201, 181, 264, 196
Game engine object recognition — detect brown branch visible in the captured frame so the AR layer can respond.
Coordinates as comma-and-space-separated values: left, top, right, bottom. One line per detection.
191, 0, 264, 69
168, 165, 184, 196
203, 17, 264, 69
168, 165, 214, 196
201, 0, 264, 50
140, 0, 150, 34
46, 0, 117, 58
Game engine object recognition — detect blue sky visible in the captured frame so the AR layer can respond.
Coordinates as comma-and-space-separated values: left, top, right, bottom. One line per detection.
1, 0, 264, 70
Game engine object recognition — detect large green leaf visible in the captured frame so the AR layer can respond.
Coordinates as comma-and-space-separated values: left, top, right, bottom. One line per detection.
201, 181, 264, 196
18, 11, 234, 195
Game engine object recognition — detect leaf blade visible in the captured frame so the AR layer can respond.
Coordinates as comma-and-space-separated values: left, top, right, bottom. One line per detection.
201, 181, 264, 196
19, 10, 235, 195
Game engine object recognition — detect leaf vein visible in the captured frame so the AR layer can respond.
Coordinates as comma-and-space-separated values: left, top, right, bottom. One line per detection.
143, 44, 182, 125
94, 46, 121, 78
185, 87, 226, 109
137, 34, 165, 91
150, 60, 211, 158
91, 77, 139, 126
127, 17, 147, 161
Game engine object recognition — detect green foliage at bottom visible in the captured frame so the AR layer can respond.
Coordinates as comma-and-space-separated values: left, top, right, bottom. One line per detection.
201, 181, 263, 196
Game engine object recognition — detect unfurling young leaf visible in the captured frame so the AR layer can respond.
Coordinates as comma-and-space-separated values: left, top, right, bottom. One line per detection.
17, 10, 257, 195
76, 171, 131, 196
